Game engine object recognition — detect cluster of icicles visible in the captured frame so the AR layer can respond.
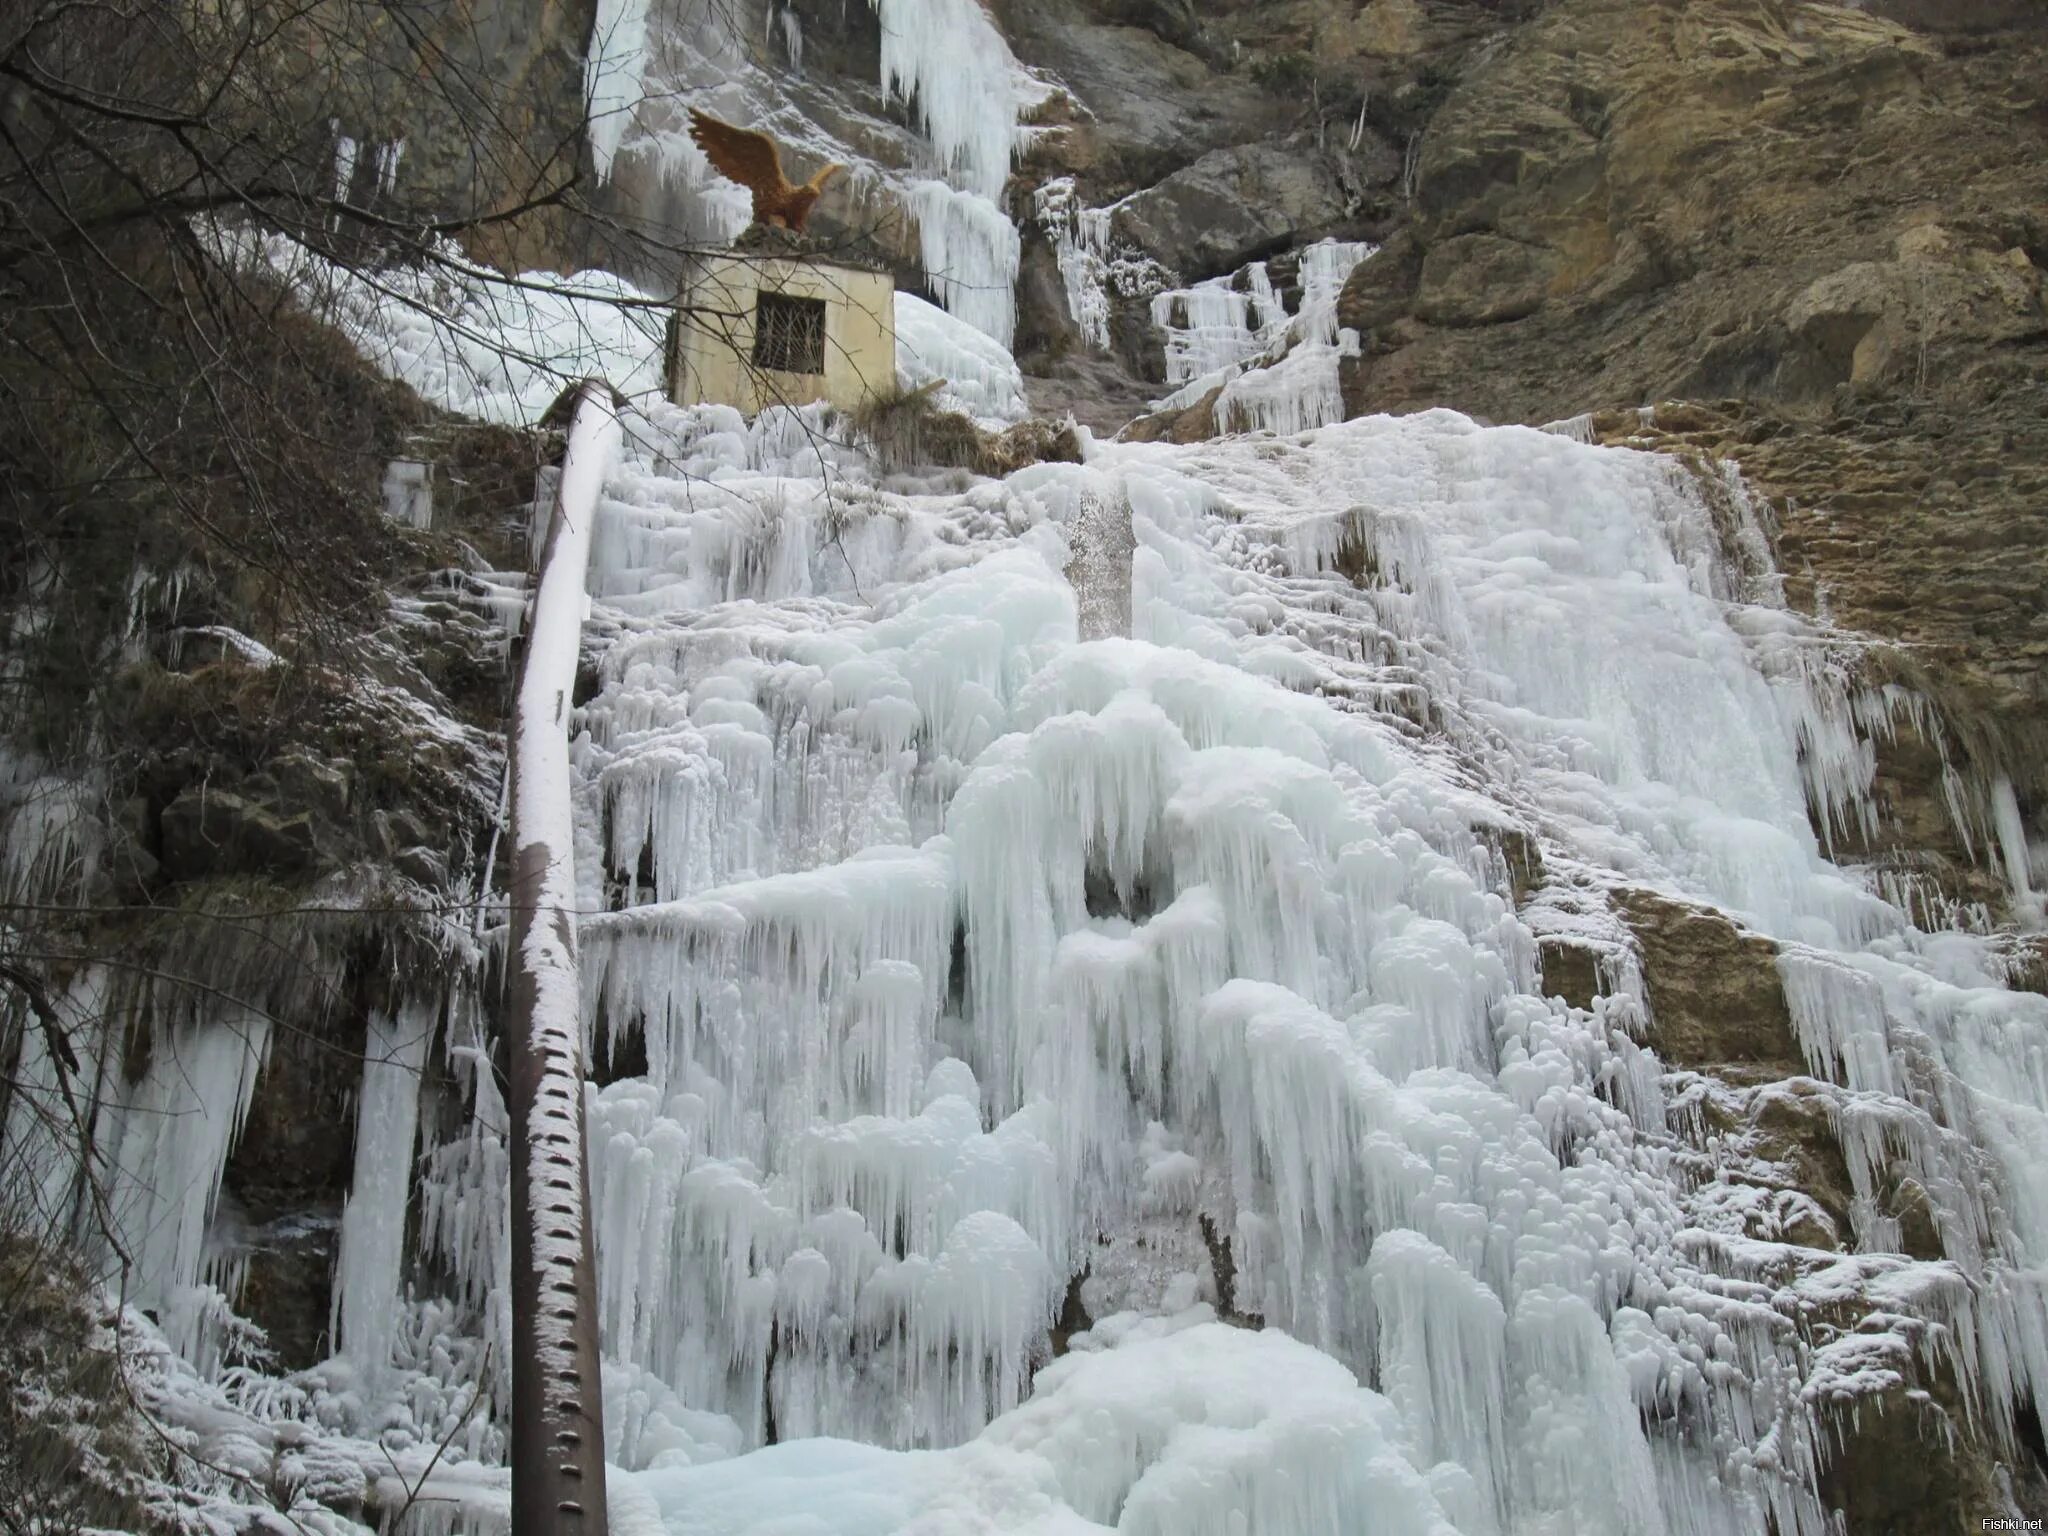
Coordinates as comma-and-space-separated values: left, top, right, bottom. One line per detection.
498, 399, 2048, 1532
10, 391, 2048, 1536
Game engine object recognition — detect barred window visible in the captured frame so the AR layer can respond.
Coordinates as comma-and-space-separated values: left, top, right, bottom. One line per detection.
751, 291, 828, 375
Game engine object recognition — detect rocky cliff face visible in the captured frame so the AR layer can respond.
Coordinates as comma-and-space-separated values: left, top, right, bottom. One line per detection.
1336, 1, 2046, 421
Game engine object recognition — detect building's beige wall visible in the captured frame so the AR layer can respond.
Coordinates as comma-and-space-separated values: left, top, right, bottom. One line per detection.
668, 254, 897, 416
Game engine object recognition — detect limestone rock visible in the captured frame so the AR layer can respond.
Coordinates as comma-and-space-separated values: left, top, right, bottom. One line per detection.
989, 0, 1285, 187
1121, 384, 1227, 444
1534, 938, 1601, 1012
1336, 0, 2045, 427
270, 751, 355, 820
1416, 233, 1558, 326
1344, 228, 1425, 335
1617, 889, 1803, 1075
1781, 235, 2046, 397
1816, 1375, 2034, 1535
223, 1020, 370, 1369
393, 844, 450, 886
1111, 141, 1360, 278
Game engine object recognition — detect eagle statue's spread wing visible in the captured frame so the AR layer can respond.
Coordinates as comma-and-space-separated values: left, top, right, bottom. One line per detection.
687, 110, 788, 200
687, 108, 842, 232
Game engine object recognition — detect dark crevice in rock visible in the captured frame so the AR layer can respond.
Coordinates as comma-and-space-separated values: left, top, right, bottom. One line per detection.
1200, 1212, 1261, 1329
1048, 1270, 1093, 1357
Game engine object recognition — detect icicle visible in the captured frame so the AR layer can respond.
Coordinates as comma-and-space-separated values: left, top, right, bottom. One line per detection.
331, 1001, 436, 1382
905, 180, 1021, 346
1368, 1230, 1511, 1525
1033, 178, 1172, 352
102, 1012, 274, 1318
330, 123, 357, 201
586, 0, 653, 181
868, 0, 1020, 201
1510, 1287, 1668, 1534
1990, 775, 2044, 925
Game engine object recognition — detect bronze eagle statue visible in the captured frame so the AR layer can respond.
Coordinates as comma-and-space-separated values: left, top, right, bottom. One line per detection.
687, 109, 845, 234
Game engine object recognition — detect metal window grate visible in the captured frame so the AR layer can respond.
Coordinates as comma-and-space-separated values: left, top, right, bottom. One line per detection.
751, 291, 828, 375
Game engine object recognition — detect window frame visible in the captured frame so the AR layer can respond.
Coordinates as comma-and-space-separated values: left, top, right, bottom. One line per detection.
751, 290, 829, 376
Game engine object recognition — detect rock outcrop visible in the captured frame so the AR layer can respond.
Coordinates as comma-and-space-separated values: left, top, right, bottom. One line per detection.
1563, 396, 2048, 947
1337, 1, 2047, 426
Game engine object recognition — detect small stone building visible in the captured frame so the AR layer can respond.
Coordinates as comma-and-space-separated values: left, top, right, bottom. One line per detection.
666, 246, 897, 416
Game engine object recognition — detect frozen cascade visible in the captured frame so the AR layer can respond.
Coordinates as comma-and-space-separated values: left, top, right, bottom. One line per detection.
331, 1000, 437, 1383
906, 178, 1021, 347
587, 0, 655, 182
1038, 178, 1117, 351
1991, 774, 2045, 926
104, 1012, 272, 1332
868, 0, 1020, 202
1033, 178, 1173, 354
1151, 240, 1376, 434
82, 268, 2048, 1527
1152, 263, 1290, 393
442, 395, 2048, 1536
869, 0, 1032, 343
0, 970, 276, 1368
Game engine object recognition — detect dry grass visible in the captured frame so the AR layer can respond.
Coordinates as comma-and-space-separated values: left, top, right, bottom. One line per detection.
850, 380, 1083, 476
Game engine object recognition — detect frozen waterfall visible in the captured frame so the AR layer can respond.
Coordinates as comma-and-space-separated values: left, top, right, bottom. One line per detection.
422, 396, 2044, 1534
49, 289, 2048, 1530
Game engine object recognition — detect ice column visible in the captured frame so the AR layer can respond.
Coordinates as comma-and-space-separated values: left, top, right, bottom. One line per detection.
331, 1000, 437, 1380
586, 0, 653, 181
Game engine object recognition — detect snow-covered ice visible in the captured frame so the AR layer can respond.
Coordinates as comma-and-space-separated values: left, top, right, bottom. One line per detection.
27, 240, 2048, 1536
894, 291, 1028, 425
1151, 240, 1376, 434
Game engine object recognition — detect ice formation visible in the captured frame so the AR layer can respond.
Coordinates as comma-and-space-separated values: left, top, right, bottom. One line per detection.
0, 962, 275, 1369
1033, 178, 1173, 353
587, 0, 654, 181
382, 458, 435, 529
893, 290, 1028, 424
19, 235, 2048, 1536
906, 178, 1022, 347
1153, 262, 1289, 391
1151, 240, 1376, 433
868, 0, 1021, 202
216, 222, 669, 424
331, 1003, 435, 1382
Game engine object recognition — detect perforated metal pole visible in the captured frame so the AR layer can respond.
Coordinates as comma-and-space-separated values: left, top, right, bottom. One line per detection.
506, 380, 616, 1536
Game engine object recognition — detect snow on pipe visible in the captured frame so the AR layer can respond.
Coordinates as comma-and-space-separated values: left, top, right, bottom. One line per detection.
506, 379, 621, 1536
